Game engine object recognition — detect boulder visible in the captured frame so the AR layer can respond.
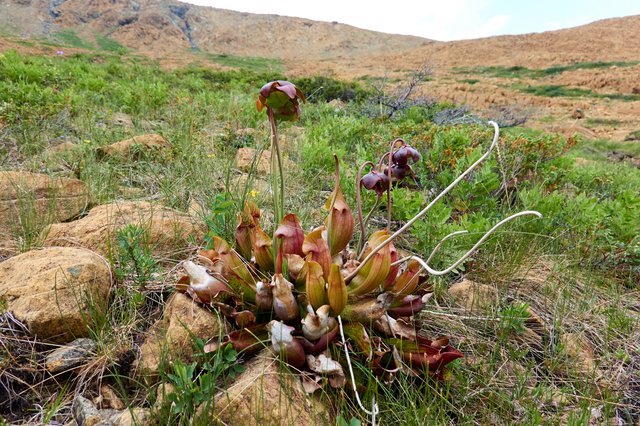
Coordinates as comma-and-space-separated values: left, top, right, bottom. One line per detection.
44, 201, 204, 258
0, 247, 111, 343
46, 338, 97, 373
0, 171, 88, 238
136, 293, 224, 380
235, 147, 298, 175
448, 279, 498, 312
208, 350, 329, 425
97, 134, 171, 159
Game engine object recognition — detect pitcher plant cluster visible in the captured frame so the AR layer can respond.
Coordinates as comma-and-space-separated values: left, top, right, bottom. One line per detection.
177, 80, 542, 392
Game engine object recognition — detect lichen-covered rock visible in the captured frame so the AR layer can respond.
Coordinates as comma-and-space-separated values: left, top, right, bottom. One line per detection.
0, 247, 111, 343
72, 395, 103, 426
97, 134, 170, 159
208, 350, 330, 425
44, 201, 204, 258
0, 171, 88, 238
135, 293, 225, 381
46, 338, 97, 373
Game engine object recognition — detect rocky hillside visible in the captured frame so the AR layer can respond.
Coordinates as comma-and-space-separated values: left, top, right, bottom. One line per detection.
1, 0, 639, 140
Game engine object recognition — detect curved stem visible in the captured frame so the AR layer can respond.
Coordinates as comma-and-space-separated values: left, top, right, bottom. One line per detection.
408, 210, 542, 276
337, 315, 379, 424
346, 121, 501, 283
356, 161, 376, 254
384, 139, 404, 232
426, 230, 469, 264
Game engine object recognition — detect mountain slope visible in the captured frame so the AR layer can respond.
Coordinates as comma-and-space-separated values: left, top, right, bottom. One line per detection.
1, 0, 639, 141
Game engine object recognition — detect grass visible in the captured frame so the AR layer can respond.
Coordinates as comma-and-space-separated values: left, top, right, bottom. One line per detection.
0, 47, 638, 425
455, 61, 640, 79
512, 83, 640, 101
53, 30, 95, 50
196, 50, 284, 73
585, 117, 623, 127
94, 33, 127, 53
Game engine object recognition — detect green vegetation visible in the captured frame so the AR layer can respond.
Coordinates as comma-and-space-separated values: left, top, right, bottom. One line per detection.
586, 117, 623, 127
0, 47, 638, 425
458, 78, 480, 85
94, 33, 127, 53
456, 61, 640, 79
52, 29, 96, 50
197, 50, 284, 73
513, 83, 640, 101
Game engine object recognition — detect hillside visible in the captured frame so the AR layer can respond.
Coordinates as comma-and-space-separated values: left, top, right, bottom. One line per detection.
0, 1, 639, 140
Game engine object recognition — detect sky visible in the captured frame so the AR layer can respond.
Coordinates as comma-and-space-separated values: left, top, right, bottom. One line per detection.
182, 0, 640, 41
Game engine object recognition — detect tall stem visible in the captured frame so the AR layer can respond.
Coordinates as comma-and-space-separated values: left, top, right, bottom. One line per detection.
356, 161, 376, 254
385, 139, 403, 232
267, 108, 284, 224
346, 121, 502, 283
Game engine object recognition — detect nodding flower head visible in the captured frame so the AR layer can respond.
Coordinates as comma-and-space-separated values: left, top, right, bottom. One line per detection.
392, 144, 421, 167
256, 80, 307, 121
360, 169, 390, 196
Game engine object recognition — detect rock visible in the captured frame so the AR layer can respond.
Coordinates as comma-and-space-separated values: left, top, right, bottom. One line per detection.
135, 293, 224, 380
73, 395, 103, 426
624, 130, 640, 141
235, 147, 298, 175
560, 332, 596, 373
154, 382, 175, 409
112, 112, 133, 129
0, 247, 111, 343
99, 384, 125, 410
45, 201, 204, 258
0, 171, 88, 238
46, 338, 97, 373
524, 306, 547, 336
208, 350, 329, 425
571, 108, 585, 119
518, 327, 544, 354
97, 134, 171, 159
113, 408, 151, 426
448, 279, 498, 312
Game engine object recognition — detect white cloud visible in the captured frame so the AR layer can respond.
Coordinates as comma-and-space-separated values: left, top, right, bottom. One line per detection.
182, 0, 502, 41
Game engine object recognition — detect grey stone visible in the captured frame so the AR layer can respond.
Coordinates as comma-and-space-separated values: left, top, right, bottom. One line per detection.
46, 338, 97, 373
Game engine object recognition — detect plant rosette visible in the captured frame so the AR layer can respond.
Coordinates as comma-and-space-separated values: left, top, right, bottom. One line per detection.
176, 80, 541, 396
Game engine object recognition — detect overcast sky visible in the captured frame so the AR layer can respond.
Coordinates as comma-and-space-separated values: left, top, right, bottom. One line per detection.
182, 0, 640, 41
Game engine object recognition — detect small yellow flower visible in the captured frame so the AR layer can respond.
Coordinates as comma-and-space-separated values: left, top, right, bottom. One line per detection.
249, 189, 259, 198
83, 139, 91, 144
207, 153, 215, 159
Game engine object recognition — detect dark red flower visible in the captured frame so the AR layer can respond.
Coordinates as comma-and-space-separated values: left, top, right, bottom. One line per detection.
392, 145, 421, 167
360, 169, 390, 196
256, 80, 307, 121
